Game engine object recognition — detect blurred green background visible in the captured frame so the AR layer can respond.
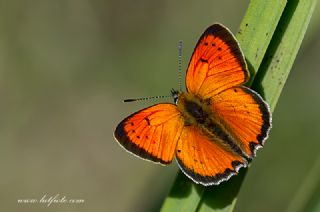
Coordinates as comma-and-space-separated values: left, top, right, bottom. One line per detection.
1, 1, 320, 211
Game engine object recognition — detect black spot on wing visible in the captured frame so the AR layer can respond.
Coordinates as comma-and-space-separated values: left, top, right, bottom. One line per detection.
145, 117, 151, 125
200, 58, 208, 63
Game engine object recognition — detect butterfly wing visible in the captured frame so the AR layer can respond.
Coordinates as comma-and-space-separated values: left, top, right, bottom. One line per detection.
186, 23, 249, 99
175, 126, 247, 185
114, 103, 184, 164
210, 86, 271, 158
185, 23, 271, 159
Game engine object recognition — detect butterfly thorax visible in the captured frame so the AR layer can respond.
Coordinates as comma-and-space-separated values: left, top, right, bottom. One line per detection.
177, 92, 213, 127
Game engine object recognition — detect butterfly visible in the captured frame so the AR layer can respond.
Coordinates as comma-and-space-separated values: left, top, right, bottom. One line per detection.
114, 23, 271, 186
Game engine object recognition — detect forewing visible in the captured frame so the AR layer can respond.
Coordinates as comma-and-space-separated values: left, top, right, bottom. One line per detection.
175, 126, 247, 186
186, 23, 249, 99
114, 104, 184, 164
211, 86, 271, 158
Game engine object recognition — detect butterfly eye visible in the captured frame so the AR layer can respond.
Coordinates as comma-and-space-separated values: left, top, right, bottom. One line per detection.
173, 96, 179, 104
171, 89, 179, 104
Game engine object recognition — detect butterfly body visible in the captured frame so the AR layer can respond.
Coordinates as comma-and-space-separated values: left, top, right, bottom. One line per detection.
115, 23, 271, 186
177, 91, 212, 126
177, 91, 237, 154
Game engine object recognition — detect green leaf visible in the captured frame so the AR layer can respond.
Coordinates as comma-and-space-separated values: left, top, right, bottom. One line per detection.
285, 155, 320, 212
236, 0, 287, 83
160, 0, 316, 211
160, 171, 205, 212
252, 0, 317, 110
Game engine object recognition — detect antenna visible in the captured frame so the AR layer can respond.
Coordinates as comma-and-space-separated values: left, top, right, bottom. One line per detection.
123, 41, 183, 103
178, 40, 183, 92
123, 95, 171, 103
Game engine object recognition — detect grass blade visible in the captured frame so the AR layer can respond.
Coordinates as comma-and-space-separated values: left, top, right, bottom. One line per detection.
237, 0, 287, 82
252, 0, 317, 110
285, 155, 320, 212
160, 171, 205, 212
161, 0, 316, 211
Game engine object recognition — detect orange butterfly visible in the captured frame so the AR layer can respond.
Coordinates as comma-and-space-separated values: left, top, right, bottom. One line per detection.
114, 24, 271, 186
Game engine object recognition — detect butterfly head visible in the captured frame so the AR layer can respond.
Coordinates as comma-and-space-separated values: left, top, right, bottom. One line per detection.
170, 89, 180, 104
